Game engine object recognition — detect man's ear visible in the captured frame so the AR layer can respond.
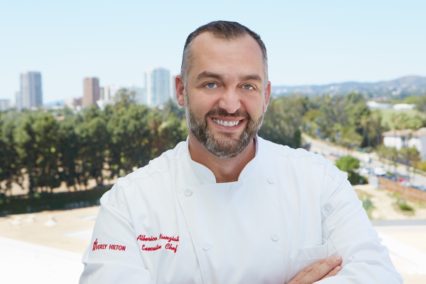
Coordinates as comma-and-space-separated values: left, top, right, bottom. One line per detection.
263, 81, 271, 112
175, 75, 185, 107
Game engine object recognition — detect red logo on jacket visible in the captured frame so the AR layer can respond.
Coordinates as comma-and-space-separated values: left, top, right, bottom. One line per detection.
136, 233, 179, 253
92, 238, 126, 252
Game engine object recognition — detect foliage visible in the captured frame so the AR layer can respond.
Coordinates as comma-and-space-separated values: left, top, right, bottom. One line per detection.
76, 107, 109, 187
0, 186, 109, 216
416, 161, 426, 172
398, 147, 420, 167
362, 198, 375, 217
376, 145, 399, 165
395, 198, 415, 215
0, 89, 188, 200
336, 155, 360, 172
380, 109, 426, 130
13, 111, 61, 195
0, 112, 21, 194
403, 94, 426, 113
356, 190, 375, 219
335, 155, 367, 185
259, 96, 307, 148
302, 93, 383, 148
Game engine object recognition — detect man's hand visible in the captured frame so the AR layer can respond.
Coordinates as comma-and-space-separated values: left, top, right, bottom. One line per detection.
288, 255, 342, 284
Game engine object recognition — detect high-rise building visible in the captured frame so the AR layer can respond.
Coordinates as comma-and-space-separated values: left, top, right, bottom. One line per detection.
146, 68, 171, 107
19, 71, 43, 109
131, 87, 147, 105
83, 77, 100, 107
0, 99, 10, 111
15, 91, 22, 110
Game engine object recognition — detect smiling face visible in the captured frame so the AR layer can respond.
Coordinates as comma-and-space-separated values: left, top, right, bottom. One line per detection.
176, 32, 271, 158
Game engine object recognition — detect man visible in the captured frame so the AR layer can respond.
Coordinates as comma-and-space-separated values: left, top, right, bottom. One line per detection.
80, 21, 401, 283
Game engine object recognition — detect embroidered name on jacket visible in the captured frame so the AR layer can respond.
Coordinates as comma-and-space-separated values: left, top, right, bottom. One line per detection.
92, 238, 126, 252
137, 234, 180, 253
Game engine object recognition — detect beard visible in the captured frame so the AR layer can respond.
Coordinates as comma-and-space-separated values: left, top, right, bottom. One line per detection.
186, 105, 264, 159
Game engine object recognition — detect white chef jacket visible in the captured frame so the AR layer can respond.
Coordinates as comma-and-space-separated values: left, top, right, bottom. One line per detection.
80, 137, 401, 283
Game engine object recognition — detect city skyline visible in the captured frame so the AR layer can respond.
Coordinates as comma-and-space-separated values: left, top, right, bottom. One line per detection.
1, 0, 426, 103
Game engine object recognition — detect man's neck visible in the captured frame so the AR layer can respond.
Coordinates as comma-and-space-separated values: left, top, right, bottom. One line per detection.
188, 135, 256, 183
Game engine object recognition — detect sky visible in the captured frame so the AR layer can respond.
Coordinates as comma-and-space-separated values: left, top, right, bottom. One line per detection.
1, 0, 425, 103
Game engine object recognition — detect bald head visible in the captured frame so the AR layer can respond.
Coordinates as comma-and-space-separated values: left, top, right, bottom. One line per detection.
180, 21, 268, 82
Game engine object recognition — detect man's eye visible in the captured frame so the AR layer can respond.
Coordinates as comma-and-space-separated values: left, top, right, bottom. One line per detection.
242, 84, 255, 91
205, 82, 218, 89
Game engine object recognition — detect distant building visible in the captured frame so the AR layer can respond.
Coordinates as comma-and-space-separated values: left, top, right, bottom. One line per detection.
367, 101, 415, 111
65, 97, 83, 110
383, 128, 426, 160
129, 86, 146, 105
0, 99, 10, 111
98, 85, 123, 109
393, 103, 415, 111
15, 91, 22, 110
83, 77, 100, 107
367, 101, 391, 110
19, 71, 43, 109
100, 85, 119, 102
146, 68, 171, 107
44, 100, 65, 110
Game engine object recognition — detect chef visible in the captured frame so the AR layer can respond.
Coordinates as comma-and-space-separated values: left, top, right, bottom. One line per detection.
80, 21, 401, 283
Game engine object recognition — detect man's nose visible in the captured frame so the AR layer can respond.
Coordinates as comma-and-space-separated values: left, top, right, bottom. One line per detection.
218, 89, 241, 114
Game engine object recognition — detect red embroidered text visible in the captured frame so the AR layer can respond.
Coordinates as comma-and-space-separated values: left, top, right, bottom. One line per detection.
137, 233, 180, 253
142, 244, 162, 251
137, 234, 158, 241
92, 239, 126, 252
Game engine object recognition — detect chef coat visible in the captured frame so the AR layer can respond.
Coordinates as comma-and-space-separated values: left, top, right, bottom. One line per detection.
80, 137, 401, 283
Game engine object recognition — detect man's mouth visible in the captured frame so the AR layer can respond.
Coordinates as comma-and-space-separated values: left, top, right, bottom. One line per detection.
212, 118, 241, 127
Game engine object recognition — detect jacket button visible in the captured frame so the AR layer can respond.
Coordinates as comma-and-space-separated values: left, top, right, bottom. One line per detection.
203, 243, 212, 251
184, 190, 193, 197
271, 234, 279, 242
324, 203, 333, 215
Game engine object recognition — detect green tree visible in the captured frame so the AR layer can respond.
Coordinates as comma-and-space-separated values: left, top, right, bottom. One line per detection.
14, 111, 61, 195
335, 155, 366, 185
259, 96, 306, 148
376, 145, 398, 174
57, 113, 80, 190
304, 93, 381, 149
398, 147, 420, 181
107, 102, 151, 178
146, 108, 185, 159
361, 111, 383, 148
76, 107, 109, 187
0, 112, 22, 195
404, 94, 426, 113
389, 112, 424, 130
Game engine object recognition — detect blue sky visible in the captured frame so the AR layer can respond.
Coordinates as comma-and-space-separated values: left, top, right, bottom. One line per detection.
1, 0, 425, 103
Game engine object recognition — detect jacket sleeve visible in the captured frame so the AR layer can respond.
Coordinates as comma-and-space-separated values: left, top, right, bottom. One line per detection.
316, 164, 402, 284
80, 180, 153, 283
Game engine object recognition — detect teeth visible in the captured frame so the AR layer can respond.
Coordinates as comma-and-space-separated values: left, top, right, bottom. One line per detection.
213, 119, 240, 127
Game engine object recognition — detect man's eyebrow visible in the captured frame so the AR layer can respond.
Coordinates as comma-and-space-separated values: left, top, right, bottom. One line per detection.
196, 71, 262, 82
240, 74, 262, 82
196, 71, 223, 81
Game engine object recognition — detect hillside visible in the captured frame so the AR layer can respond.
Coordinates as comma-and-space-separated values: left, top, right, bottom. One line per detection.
272, 75, 426, 98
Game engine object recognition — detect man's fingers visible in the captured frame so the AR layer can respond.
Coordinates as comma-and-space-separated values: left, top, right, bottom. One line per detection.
305, 256, 342, 281
323, 264, 342, 279
288, 255, 342, 284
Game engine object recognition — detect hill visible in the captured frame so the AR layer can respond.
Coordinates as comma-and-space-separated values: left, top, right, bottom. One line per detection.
272, 75, 426, 98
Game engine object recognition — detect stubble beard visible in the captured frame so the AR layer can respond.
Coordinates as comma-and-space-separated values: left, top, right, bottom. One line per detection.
186, 105, 264, 159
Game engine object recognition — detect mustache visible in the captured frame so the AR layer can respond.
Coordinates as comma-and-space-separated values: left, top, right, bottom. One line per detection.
206, 107, 249, 118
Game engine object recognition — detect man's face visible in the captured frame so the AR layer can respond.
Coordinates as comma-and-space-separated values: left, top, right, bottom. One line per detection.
176, 32, 271, 158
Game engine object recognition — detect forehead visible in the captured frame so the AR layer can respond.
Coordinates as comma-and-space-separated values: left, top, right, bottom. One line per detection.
186, 32, 265, 79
